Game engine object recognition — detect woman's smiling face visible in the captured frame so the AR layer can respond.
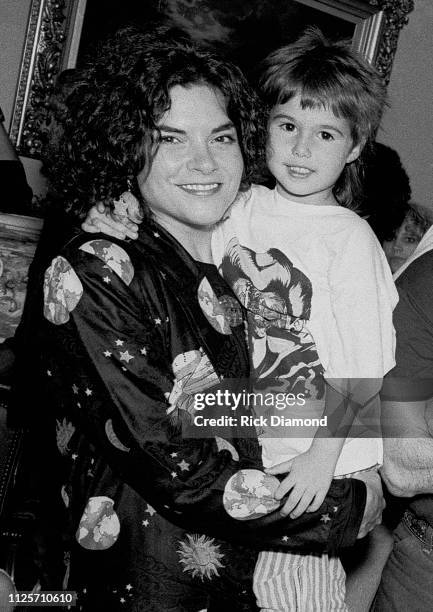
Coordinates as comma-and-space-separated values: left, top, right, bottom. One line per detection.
137, 84, 244, 237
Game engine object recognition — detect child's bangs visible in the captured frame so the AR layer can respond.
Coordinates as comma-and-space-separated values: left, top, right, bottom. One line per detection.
277, 81, 350, 120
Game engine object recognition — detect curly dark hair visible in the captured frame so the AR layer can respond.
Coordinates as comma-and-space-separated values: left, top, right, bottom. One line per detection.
258, 27, 387, 210
42, 24, 267, 219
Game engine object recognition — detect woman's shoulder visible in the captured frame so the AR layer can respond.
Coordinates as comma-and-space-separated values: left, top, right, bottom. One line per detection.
51, 232, 163, 295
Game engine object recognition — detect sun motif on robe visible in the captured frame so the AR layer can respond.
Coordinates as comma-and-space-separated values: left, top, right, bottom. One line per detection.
177, 534, 224, 580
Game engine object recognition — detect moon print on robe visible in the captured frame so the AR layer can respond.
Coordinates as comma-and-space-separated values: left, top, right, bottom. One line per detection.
223, 469, 281, 520
215, 436, 239, 461
76, 496, 120, 550
197, 276, 242, 334
221, 239, 324, 399
165, 349, 220, 424
79, 239, 135, 286
61, 485, 70, 508
105, 419, 131, 452
43, 256, 83, 325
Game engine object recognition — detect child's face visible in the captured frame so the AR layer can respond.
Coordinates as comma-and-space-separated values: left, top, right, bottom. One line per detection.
266, 95, 361, 206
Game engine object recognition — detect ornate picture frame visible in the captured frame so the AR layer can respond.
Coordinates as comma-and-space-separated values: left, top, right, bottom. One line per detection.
0, 213, 43, 342
9, 0, 414, 159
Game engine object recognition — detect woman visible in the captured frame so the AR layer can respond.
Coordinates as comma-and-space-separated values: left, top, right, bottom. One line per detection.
29, 26, 381, 611
382, 203, 432, 274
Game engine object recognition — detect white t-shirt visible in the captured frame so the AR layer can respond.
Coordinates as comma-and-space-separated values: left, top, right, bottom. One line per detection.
212, 185, 398, 474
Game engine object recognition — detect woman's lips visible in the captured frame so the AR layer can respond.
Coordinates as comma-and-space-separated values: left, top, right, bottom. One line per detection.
178, 183, 221, 195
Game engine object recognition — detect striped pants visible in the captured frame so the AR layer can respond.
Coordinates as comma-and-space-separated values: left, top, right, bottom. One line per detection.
253, 550, 348, 611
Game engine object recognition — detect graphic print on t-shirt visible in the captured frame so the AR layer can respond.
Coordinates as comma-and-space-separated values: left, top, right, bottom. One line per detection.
221, 238, 324, 399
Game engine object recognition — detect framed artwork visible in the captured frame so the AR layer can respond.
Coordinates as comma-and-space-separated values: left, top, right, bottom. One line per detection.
9, 0, 414, 158
0, 213, 43, 342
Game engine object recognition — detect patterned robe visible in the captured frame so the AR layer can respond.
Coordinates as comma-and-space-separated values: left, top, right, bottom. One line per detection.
32, 221, 365, 611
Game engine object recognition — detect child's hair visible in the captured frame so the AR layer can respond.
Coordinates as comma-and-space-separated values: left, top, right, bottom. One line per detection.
258, 28, 387, 210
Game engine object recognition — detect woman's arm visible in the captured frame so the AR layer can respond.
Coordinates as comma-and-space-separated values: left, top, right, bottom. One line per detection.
381, 400, 433, 497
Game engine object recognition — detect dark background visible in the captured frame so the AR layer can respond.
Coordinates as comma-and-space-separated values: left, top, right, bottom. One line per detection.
77, 0, 355, 78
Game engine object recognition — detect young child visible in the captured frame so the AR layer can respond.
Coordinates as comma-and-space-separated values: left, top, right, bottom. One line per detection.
83, 29, 397, 611
211, 29, 397, 611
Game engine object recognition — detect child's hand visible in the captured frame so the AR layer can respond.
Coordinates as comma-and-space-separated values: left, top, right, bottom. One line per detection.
81, 202, 140, 240
266, 450, 335, 519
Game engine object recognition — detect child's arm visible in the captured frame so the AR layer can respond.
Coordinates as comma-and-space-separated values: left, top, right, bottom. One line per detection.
266, 436, 344, 518
266, 383, 358, 518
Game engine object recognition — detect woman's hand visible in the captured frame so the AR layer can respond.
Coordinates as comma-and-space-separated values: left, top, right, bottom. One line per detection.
81, 202, 140, 240
353, 470, 385, 539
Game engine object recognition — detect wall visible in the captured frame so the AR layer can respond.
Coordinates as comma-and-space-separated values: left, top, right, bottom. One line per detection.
377, 0, 433, 210
0, 0, 432, 205
0, 0, 44, 198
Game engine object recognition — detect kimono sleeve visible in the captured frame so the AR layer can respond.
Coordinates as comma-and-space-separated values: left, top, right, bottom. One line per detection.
42, 238, 367, 553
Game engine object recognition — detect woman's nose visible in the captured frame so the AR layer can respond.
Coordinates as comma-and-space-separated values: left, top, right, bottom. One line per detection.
392, 238, 404, 254
187, 143, 218, 173
292, 135, 311, 159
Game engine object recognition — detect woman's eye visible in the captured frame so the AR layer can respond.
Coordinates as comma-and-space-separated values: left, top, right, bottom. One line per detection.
404, 235, 419, 244
214, 134, 236, 143
319, 131, 334, 141
159, 135, 180, 144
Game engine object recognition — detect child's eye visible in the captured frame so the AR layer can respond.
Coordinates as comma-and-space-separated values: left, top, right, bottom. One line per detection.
319, 131, 334, 141
280, 122, 296, 132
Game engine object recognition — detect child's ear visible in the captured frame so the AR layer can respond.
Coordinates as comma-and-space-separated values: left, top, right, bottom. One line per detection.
346, 141, 363, 164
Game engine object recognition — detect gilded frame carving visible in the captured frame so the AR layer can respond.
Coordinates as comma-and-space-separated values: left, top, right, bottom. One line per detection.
9, 0, 414, 159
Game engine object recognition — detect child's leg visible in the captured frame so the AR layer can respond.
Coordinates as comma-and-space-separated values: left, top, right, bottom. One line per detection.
342, 524, 393, 612
254, 550, 347, 611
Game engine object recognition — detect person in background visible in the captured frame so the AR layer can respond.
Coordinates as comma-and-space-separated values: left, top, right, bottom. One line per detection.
361, 142, 412, 246
374, 211, 433, 610
382, 203, 433, 274
17, 25, 382, 611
